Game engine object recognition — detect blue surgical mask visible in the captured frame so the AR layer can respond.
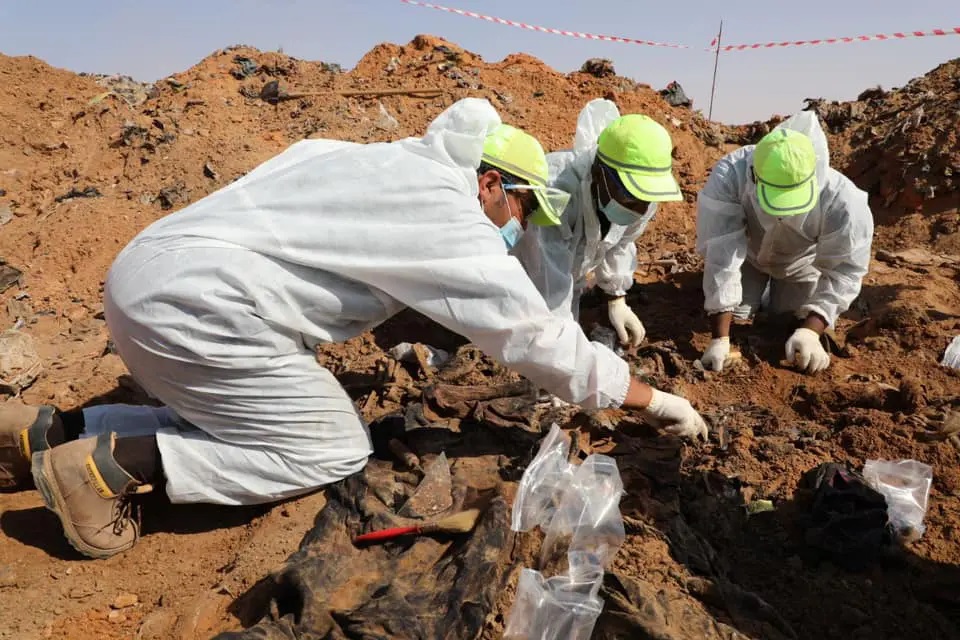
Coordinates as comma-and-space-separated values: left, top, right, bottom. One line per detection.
498, 184, 524, 249
601, 198, 641, 226
597, 168, 646, 226
500, 216, 524, 249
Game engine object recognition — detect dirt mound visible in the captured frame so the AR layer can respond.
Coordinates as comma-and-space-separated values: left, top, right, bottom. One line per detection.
0, 36, 959, 640
795, 59, 960, 253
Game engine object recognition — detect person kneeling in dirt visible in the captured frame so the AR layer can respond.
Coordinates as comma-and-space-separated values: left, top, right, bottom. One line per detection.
696, 111, 874, 374
511, 98, 683, 348
0, 98, 708, 560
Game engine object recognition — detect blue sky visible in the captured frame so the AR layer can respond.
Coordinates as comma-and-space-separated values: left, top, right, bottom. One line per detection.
1, 0, 957, 123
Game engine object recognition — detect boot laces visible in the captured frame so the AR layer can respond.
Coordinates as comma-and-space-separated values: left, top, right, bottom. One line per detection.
111, 495, 141, 536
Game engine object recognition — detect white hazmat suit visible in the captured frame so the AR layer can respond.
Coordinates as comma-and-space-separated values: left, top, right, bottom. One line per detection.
95, 98, 631, 505
512, 100, 656, 329
696, 112, 873, 329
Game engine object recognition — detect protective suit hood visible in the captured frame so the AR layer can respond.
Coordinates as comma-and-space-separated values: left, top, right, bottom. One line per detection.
402, 97, 502, 194
551, 98, 621, 195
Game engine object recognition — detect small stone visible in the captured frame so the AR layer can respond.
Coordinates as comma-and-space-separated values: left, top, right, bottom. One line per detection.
0, 203, 12, 226
112, 592, 139, 609
108, 610, 126, 623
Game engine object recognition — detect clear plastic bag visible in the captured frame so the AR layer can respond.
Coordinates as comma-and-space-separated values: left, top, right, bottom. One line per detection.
503, 568, 604, 640
511, 424, 575, 532
540, 454, 626, 569
863, 459, 933, 540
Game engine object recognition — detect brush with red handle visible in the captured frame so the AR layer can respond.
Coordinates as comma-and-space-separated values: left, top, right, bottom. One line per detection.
353, 509, 481, 544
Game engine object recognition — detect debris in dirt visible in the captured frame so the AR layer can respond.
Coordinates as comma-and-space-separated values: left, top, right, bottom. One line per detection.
230, 56, 258, 80
397, 451, 453, 518
911, 406, 960, 449
108, 610, 126, 623
387, 437, 420, 469
389, 341, 449, 368
7, 297, 34, 325
796, 463, 892, 571
202, 162, 219, 180
0, 329, 42, 395
589, 325, 625, 356
111, 592, 139, 609
375, 101, 399, 131
863, 459, 932, 542
941, 335, 960, 369
660, 80, 692, 108
0, 189, 6, 196
54, 186, 102, 202
93, 73, 158, 106
580, 58, 615, 78
157, 183, 187, 210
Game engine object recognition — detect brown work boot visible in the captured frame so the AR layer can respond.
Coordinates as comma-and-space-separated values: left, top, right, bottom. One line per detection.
32, 433, 153, 559
0, 402, 56, 488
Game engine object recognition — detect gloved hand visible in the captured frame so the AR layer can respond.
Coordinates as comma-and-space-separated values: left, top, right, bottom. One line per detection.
640, 388, 709, 442
785, 328, 830, 373
700, 337, 731, 372
608, 297, 645, 347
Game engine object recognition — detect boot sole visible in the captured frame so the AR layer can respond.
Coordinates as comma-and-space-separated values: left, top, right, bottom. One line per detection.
31, 451, 134, 560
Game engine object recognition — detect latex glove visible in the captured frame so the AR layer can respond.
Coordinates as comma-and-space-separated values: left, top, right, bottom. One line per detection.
785, 328, 830, 373
640, 388, 709, 442
607, 297, 645, 347
699, 337, 731, 372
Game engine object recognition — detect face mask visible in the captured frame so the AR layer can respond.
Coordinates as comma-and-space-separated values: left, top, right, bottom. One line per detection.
601, 198, 642, 226
499, 216, 524, 249
597, 169, 645, 226
498, 184, 524, 249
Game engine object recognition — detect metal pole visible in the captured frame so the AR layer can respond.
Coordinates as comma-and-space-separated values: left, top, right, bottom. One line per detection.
708, 20, 723, 121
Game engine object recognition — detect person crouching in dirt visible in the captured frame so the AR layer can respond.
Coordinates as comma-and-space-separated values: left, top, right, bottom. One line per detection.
510, 98, 683, 348
0, 98, 708, 560
695, 111, 874, 374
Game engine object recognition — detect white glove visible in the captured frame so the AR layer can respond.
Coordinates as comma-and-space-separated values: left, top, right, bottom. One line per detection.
608, 297, 645, 347
700, 337, 731, 372
785, 328, 830, 373
640, 388, 709, 442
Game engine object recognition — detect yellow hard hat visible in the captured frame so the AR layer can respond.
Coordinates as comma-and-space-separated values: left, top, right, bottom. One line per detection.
597, 114, 682, 202
753, 128, 818, 216
482, 124, 569, 226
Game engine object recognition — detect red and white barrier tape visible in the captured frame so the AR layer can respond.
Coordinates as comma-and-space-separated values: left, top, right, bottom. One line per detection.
715, 27, 960, 52
399, 0, 690, 49
400, 1, 959, 55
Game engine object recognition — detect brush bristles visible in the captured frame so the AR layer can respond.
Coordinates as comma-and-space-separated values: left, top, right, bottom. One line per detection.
430, 509, 481, 533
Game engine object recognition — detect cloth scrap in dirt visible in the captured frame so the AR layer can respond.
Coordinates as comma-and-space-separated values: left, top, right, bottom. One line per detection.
214, 460, 516, 640
796, 462, 892, 571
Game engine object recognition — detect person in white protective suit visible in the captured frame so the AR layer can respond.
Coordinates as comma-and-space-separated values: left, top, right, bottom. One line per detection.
511, 98, 683, 347
695, 111, 874, 374
0, 98, 709, 559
